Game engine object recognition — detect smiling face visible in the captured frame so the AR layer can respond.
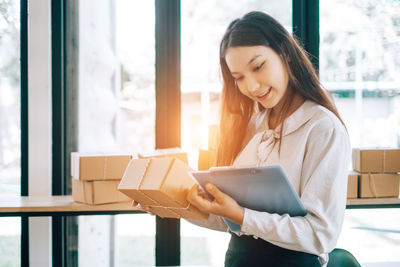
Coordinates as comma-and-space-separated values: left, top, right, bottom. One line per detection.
225, 45, 289, 110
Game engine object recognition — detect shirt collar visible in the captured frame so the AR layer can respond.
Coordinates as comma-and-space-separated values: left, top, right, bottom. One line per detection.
264, 100, 317, 137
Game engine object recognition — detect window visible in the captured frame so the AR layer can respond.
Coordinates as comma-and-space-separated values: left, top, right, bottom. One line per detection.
320, 0, 400, 265
0, 1, 21, 266
72, 0, 156, 266
114, 1, 156, 266
320, 0, 400, 148
0, 217, 21, 267
0, 0, 21, 197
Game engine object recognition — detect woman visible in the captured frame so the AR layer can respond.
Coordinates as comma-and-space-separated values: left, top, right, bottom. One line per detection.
185, 11, 351, 267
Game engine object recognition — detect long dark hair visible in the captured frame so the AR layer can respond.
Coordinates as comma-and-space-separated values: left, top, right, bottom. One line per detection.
217, 11, 345, 166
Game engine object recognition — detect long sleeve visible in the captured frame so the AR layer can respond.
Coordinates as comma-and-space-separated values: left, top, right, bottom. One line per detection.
240, 121, 351, 258
185, 213, 229, 232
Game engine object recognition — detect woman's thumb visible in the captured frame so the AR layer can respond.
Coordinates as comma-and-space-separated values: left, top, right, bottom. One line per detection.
206, 183, 222, 199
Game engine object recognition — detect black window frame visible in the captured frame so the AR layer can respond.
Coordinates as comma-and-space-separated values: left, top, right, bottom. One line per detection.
20, 0, 29, 266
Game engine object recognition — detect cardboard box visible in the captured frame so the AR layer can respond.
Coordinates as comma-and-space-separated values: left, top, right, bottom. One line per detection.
138, 147, 188, 164
118, 157, 208, 220
359, 173, 400, 198
71, 152, 133, 181
352, 148, 400, 173
72, 179, 131, 204
347, 172, 358, 199
198, 149, 217, 171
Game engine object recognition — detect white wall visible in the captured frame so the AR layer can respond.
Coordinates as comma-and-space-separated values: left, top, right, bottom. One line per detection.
28, 0, 52, 266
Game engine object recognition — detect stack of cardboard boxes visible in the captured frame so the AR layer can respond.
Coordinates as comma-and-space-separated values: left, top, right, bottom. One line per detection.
71, 153, 133, 204
347, 148, 400, 199
71, 148, 208, 220
116, 148, 208, 220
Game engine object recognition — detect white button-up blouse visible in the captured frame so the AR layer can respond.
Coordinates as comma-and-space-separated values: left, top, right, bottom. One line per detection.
188, 100, 351, 266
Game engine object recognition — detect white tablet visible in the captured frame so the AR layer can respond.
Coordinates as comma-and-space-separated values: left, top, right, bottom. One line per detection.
189, 165, 307, 232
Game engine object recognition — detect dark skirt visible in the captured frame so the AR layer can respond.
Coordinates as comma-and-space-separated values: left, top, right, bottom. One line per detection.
224, 234, 321, 267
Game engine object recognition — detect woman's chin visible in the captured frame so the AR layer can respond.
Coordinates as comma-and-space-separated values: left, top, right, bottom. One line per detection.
258, 99, 277, 110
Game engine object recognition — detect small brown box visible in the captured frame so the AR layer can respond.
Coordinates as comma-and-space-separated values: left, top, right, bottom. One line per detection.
352, 148, 400, 173
72, 179, 131, 204
118, 157, 208, 220
71, 153, 133, 181
347, 172, 358, 199
198, 149, 217, 171
359, 173, 400, 198
138, 147, 188, 164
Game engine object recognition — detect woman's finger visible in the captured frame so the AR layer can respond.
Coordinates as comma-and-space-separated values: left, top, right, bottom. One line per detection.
205, 183, 226, 201
141, 205, 151, 212
188, 187, 215, 212
187, 184, 199, 203
137, 204, 156, 216
194, 193, 215, 212
143, 206, 156, 216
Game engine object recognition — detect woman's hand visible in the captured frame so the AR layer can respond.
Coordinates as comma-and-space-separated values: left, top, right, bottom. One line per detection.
132, 200, 155, 216
187, 183, 244, 225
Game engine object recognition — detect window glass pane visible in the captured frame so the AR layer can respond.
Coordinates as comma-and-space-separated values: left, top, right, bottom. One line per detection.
0, 218, 21, 267
116, 0, 156, 153
0, 1, 21, 266
321, 0, 400, 265
181, 1, 292, 156
78, 0, 155, 153
181, 1, 292, 265
114, 1, 156, 263
338, 209, 400, 265
320, 0, 400, 148
74, 0, 155, 266
116, 214, 155, 266
0, 0, 21, 197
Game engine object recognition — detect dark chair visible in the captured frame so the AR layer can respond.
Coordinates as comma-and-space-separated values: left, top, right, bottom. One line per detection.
327, 248, 361, 267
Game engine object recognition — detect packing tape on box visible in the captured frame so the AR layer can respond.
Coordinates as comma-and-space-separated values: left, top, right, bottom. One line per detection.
80, 182, 94, 204
102, 157, 108, 180
368, 173, 378, 198
382, 150, 386, 172
137, 159, 151, 187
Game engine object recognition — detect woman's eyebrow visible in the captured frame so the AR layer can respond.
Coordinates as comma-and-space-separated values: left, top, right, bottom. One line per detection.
247, 54, 261, 66
231, 55, 261, 75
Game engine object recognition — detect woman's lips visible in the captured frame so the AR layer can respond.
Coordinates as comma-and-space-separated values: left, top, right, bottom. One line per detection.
257, 87, 272, 101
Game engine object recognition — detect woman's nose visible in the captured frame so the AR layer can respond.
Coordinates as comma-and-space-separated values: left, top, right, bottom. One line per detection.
246, 77, 260, 94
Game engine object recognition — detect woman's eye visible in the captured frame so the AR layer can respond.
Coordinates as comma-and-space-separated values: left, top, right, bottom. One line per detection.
235, 77, 244, 81
253, 61, 265, 72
